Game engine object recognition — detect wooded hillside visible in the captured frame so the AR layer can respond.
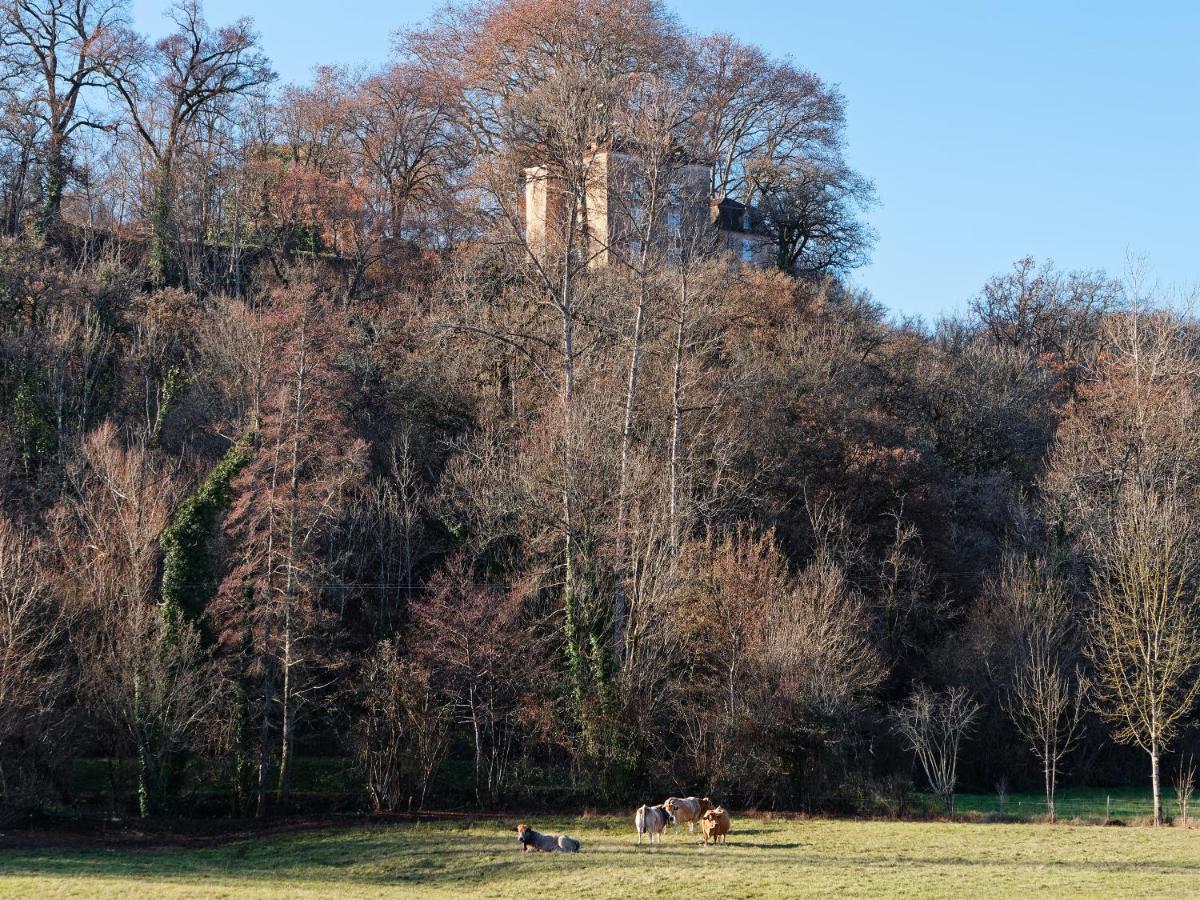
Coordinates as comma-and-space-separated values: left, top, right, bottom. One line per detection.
1, 0, 1197, 825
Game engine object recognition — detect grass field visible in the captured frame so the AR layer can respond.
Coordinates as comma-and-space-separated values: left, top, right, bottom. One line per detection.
949, 786, 1160, 823
2, 814, 1199, 898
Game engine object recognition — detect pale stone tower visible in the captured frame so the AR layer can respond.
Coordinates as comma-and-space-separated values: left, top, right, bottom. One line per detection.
523, 142, 714, 268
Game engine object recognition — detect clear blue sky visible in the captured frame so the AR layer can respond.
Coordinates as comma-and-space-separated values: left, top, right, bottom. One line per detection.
132, 0, 1200, 320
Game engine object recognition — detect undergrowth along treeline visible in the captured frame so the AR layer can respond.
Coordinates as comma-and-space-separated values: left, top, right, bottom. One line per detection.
1, 0, 1200, 826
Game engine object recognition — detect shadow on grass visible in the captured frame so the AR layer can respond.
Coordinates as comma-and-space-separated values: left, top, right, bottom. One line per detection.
4, 852, 1199, 891
3, 828, 1200, 892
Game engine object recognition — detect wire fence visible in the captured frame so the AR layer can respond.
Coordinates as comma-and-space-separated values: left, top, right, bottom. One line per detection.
948, 789, 1187, 825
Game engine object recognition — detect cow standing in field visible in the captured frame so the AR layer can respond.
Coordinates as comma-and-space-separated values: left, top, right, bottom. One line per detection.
663, 796, 713, 833
635, 804, 675, 845
700, 806, 731, 845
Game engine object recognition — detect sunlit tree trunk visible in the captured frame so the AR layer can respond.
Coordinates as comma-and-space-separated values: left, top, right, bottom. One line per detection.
668, 266, 689, 554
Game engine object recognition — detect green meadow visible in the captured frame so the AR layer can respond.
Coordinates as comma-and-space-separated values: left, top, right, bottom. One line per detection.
2, 814, 1198, 898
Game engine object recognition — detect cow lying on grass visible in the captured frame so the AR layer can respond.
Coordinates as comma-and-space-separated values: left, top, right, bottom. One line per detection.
663, 796, 713, 833
635, 804, 675, 845
700, 806, 731, 845
516, 822, 581, 852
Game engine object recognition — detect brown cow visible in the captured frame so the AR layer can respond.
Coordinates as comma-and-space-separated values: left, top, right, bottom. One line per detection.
700, 806, 731, 845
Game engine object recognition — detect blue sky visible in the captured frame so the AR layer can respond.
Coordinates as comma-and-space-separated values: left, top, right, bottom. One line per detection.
131, 1, 1200, 320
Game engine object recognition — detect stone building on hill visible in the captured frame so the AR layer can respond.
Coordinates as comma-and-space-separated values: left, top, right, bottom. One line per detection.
523, 141, 772, 268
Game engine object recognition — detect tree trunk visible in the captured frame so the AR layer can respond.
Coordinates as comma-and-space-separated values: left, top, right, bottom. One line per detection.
614, 281, 647, 660
255, 616, 274, 818
469, 684, 483, 808
276, 607, 293, 811
1151, 742, 1162, 827
38, 135, 67, 238
134, 670, 150, 818
558, 212, 588, 732
668, 269, 688, 553
3, 141, 31, 235
232, 664, 252, 815
149, 161, 178, 287
1045, 757, 1055, 823
256, 367, 288, 819
275, 310, 307, 813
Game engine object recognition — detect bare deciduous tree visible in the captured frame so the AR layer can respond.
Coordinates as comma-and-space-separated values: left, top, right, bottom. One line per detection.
60, 422, 216, 817
0, 0, 128, 232
410, 555, 523, 807
1175, 755, 1195, 828
1088, 481, 1200, 826
0, 517, 66, 797
100, 0, 273, 283
983, 553, 1088, 823
407, 0, 683, 744
759, 552, 885, 723
81, 597, 213, 817
691, 32, 873, 276
970, 256, 1121, 377
356, 639, 450, 812
348, 62, 469, 244
1007, 648, 1088, 823
874, 509, 940, 667
746, 155, 875, 275
894, 686, 980, 814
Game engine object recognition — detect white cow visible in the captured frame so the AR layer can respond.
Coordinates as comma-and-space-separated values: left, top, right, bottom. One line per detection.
635, 804, 675, 845
663, 796, 713, 833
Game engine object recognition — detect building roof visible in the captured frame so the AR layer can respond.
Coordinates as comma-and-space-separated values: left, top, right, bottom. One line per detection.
711, 197, 767, 234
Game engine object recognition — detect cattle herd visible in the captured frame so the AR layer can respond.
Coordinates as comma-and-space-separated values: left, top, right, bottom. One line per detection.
639, 796, 730, 847
516, 795, 732, 854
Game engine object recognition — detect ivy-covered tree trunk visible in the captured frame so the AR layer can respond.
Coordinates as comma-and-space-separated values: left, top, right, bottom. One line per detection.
149, 162, 180, 287
37, 136, 68, 239
161, 430, 254, 627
